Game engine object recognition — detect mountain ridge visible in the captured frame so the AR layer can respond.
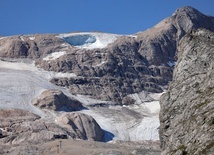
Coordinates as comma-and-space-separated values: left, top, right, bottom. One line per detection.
0, 6, 213, 154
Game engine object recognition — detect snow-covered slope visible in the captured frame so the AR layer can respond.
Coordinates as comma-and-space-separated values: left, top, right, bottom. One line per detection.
79, 96, 161, 141
0, 59, 161, 142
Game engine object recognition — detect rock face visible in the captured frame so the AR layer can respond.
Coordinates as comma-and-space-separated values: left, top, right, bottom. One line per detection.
56, 113, 104, 141
0, 34, 64, 59
0, 109, 104, 144
33, 89, 84, 111
0, 109, 72, 145
159, 29, 214, 155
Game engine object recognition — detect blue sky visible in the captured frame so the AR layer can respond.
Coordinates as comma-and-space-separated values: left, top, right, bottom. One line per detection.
0, 0, 214, 36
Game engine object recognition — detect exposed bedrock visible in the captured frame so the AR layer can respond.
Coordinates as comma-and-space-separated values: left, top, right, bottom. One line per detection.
159, 29, 214, 155
32, 89, 84, 111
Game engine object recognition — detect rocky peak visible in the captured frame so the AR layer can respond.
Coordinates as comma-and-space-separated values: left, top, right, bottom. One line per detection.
172, 6, 214, 40
173, 6, 203, 16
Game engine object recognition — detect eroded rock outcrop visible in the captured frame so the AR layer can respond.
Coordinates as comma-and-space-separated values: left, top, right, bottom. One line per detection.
56, 113, 104, 141
0, 109, 104, 145
159, 29, 214, 155
0, 109, 73, 145
32, 89, 84, 111
0, 34, 65, 59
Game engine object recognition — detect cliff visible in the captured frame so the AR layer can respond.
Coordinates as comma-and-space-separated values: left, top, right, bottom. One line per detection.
159, 29, 214, 155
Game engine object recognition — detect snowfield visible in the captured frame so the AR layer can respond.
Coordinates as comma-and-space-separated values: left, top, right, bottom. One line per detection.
43, 51, 66, 61
0, 59, 161, 142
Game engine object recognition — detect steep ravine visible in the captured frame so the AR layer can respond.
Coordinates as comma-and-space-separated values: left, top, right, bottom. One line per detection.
159, 29, 214, 155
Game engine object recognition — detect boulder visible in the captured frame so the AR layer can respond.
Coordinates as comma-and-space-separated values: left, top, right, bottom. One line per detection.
0, 109, 74, 145
56, 112, 104, 141
33, 90, 84, 111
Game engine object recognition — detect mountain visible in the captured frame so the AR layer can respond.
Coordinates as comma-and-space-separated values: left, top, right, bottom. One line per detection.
0, 6, 213, 155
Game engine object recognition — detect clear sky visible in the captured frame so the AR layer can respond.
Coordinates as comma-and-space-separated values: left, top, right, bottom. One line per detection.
0, 0, 214, 36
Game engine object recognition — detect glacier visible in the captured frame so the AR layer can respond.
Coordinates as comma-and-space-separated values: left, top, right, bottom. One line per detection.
0, 59, 161, 142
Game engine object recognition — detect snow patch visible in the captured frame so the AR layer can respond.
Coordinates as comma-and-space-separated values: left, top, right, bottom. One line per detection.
0, 37, 7, 40
144, 101, 160, 114
57, 32, 120, 49
129, 35, 138, 38
0, 46, 3, 51
0, 60, 38, 71
74, 94, 115, 106
29, 37, 35, 40
79, 93, 162, 141
48, 72, 77, 79
80, 101, 160, 141
93, 61, 107, 67
167, 61, 175, 67
20, 36, 25, 41
61, 43, 70, 48
128, 91, 154, 104
43, 51, 66, 61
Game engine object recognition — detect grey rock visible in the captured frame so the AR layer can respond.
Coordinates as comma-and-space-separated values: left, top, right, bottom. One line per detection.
56, 112, 104, 141
159, 29, 214, 155
0, 34, 65, 59
0, 109, 104, 145
0, 109, 73, 145
32, 89, 84, 111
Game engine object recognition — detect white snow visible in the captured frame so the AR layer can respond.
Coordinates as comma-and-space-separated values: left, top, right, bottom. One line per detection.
48, 72, 77, 79
129, 35, 138, 38
80, 100, 161, 141
0, 37, 3, 40
0, 60, 76, 119
73, 94, 115, 106
0, 59, 162, 142
128, 91, 154, 104
0, 60, 38, 71
57, 32, 120, 49
144, 101, 160, 114
93, 61, 107, 67
61, 43, 70, 48
43, 51, 66, 61
0, 46, 4, 51
0, 37, 7, 40
167, 60, 175, 67
29, 37, 35, 40
0, 68, 49, 118
20, 36, 25, 41
79, 92, 162, 141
